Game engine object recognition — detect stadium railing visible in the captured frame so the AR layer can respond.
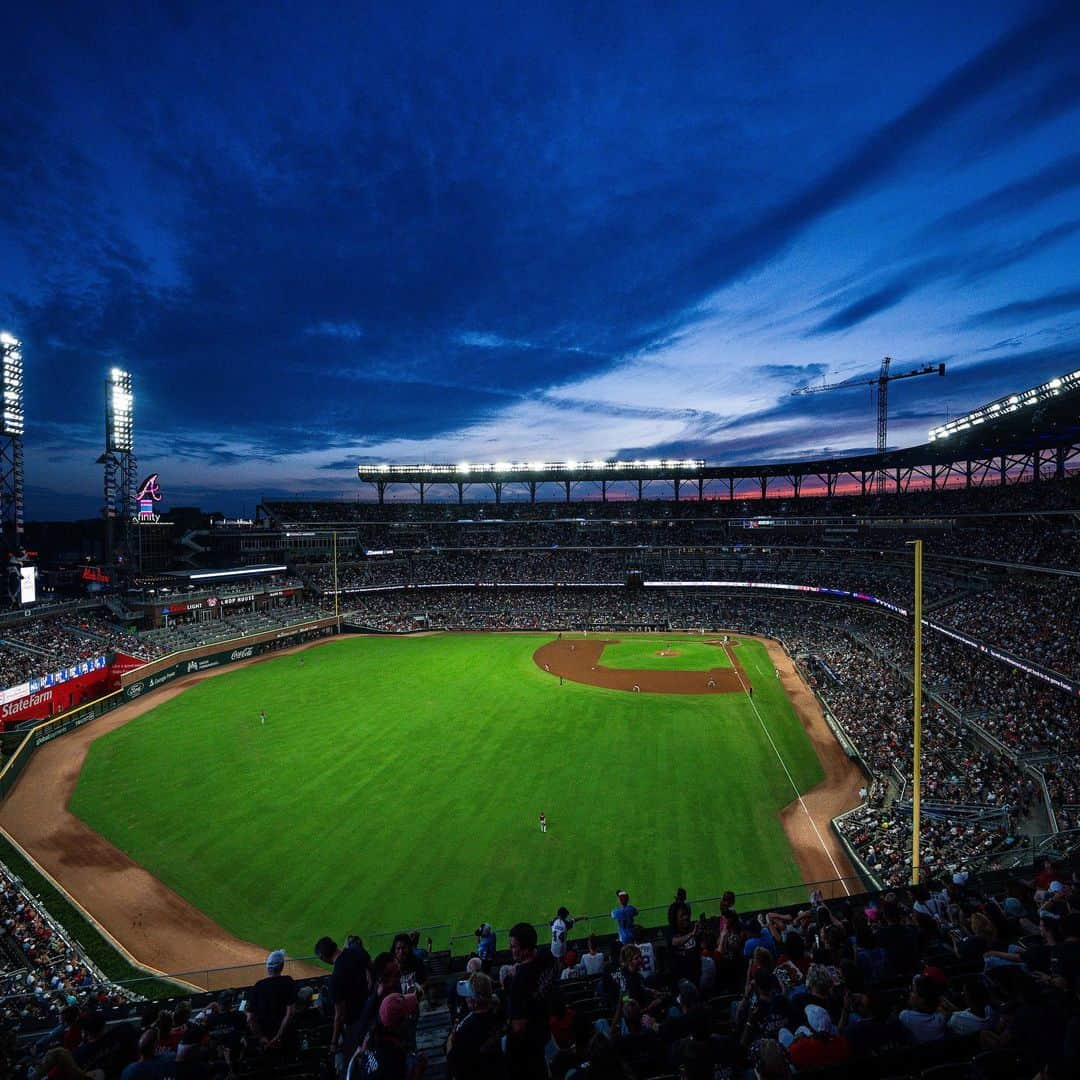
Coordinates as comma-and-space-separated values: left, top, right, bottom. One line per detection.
101, 922, 454, 996
445, 874, 869, 955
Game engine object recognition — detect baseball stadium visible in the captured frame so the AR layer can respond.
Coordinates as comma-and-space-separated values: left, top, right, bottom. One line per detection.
0, 338, 1077, 1078
5, 5, 1080, 1076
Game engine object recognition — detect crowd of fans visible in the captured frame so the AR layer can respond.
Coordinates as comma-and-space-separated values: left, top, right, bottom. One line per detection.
7, 868, 1080, 1078
936, 581, 1080, 680
0, 864, 130, 1032
302, 548, 974, 609
0, 616, 167, 693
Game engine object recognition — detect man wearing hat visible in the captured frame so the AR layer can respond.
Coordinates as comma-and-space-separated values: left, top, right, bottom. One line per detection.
783, 1003, 852, 1068
245, 949, 297, 1052
350, 992, 422, 1078
447, 972, 501, 1078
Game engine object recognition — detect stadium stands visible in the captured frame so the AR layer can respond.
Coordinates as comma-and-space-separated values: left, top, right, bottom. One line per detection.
4, 857, 1079, 1079
0, 472, 1077, 1077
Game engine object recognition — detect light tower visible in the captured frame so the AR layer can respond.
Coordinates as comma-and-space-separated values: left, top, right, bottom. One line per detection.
0, 333, 25, 551
100, 367, 137, 565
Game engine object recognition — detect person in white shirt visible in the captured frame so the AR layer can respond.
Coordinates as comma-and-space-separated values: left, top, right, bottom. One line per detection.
899, 976, 946, 1043
946, 981, 994, 1035
550, 906, 574, 963
579, 936, 605, 976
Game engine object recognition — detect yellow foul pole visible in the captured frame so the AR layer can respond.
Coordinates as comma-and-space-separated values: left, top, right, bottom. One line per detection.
911, 538, 923, 885
333, 530, 340, 630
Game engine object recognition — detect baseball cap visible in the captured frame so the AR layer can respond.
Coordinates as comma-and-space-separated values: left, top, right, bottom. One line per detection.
1004, 897, 1025, 917
266, 949, 286, 970
617, 889, 629, 899
952, 871, 969, 885
379, 992, 419, 1029
805, 1005, 834, 1034
1049, 881, 1067, 894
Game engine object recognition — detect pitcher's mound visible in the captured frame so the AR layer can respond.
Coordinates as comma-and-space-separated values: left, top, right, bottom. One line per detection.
656, 649, 680, 657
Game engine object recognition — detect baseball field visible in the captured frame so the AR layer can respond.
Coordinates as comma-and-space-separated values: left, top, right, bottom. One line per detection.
39, 632, 858, 972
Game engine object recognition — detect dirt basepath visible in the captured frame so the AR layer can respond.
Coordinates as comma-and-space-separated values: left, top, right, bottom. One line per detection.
0, 640, 329, 990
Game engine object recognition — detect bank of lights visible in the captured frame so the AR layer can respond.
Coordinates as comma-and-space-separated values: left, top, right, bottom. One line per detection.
1, 332, 23, 437
107, 367, 134, 452
928, 368, 1080, 442
363, 458, 705, 476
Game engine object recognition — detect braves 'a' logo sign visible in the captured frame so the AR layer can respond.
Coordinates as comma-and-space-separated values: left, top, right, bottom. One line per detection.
135, 474, 163, 523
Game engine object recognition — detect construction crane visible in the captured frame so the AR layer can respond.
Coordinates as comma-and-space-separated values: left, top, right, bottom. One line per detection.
792, 356, 946, 456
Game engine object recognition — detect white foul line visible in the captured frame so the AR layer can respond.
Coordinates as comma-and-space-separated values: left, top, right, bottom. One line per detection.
726, 647, 851, 898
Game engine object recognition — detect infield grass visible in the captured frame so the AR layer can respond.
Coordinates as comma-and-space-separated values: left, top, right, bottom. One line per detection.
597, 635, 733, 672
70, 633, 824, 962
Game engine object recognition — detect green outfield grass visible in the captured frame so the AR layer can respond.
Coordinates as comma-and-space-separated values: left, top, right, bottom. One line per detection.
596, 635, 733, 672
70, 633, 824, 962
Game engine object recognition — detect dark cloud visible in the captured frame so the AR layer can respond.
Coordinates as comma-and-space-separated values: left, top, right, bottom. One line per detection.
807, 222, 1080, 336
807, 279, 927, 336
964, 287, 1080, 328
2, 3, 1079, 514
931, 153, 1080, 233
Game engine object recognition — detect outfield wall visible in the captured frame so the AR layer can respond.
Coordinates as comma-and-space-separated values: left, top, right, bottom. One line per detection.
0, 617, 339, 800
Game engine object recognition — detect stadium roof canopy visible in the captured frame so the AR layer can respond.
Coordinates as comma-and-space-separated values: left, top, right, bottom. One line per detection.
355, 366, 1080, 500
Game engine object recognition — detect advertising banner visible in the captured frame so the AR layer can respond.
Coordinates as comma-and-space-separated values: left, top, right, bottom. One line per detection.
110, 652, 147, 677
2, 662, 116, 729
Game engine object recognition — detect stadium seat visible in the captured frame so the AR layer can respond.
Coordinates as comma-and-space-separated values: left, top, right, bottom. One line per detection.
970, 1049, 1022, 1080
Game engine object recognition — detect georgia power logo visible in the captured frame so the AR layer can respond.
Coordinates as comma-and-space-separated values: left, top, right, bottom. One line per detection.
230, 647, 254, 661
133, 473, 163, 524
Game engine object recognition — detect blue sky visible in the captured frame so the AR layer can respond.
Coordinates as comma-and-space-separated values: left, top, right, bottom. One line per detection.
2, 1, 1079, 517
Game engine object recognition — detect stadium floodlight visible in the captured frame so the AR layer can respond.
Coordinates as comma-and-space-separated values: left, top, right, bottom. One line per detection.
566, 459, 578, 470
928, 367, 1080, 442
494, 461, 510, 472
105, 368, 133, 452
1, 333, 23, 437
458, 462, 470, 474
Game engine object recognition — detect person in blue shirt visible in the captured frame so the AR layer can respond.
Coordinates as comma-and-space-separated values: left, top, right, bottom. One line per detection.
474, 923, 496, 961
612, 890, 639, 944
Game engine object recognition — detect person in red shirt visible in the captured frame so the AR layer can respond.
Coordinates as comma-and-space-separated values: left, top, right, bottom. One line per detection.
785, 1005, 851, 1069
1030, 859, 1058, 893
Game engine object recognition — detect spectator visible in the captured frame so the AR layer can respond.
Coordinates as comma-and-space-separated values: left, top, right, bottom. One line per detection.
611, 891, 637, 945
505, 921, 560, 1078
550, 907, 574, 966
446, 971, 501, 1079
898, 975, 946, 1043
245, 948, 297, 1052
315, 934, 370, 1064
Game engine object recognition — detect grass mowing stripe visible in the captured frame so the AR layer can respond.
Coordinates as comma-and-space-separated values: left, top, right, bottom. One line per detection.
70, 633, 825, 957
